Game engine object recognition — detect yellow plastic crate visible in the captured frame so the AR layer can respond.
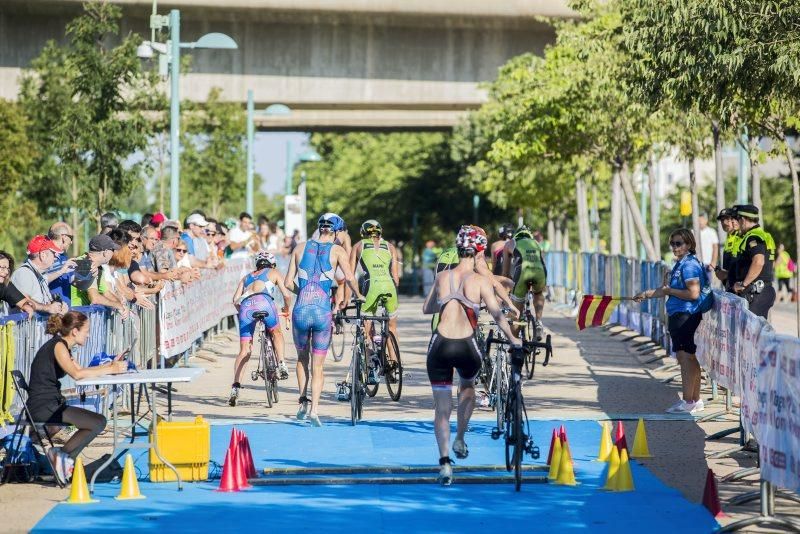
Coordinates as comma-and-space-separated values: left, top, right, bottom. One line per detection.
149, 415, 210, 482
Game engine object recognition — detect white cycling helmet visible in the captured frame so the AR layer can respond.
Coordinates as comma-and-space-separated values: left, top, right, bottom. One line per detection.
255, 251, 277, 268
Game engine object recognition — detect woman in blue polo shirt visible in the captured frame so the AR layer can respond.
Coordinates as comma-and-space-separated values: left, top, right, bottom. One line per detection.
634, 228, 707, 415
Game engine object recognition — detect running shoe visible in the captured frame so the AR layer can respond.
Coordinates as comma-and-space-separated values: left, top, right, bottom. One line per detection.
452, 438, 469, 459
228, 386, 239, 407
336, 382, 351, 402
665, 400, 686, 413
60, 452, 74, 481
437, 458, 453, 486
689, 400, 705, 414
670, 401, 702, 414
278, 361, 289, 380
47, 447, 66, 486
297, 402, 308, 420
476, 391, 490, 408
308, 413, 322, 427
535, 320, 544, 341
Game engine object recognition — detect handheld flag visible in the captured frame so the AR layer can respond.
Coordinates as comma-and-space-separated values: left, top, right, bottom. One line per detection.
576, 295, 624, 330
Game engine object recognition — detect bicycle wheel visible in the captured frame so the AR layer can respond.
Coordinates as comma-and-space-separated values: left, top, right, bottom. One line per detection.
504, 391, 513, 471
495, 349, 507, 435
356, 339, 367, 420
261, 336, 273, 408
329, 319, 346, 361
513, 383, 523, 491
365, 344, 379, 398
384, 331, 403, 401
350, 341, 361, 426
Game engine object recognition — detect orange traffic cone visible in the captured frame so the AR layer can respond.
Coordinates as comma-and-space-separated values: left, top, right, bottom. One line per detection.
702, 469, 726, 518
65, 457, 99, 504
115, 454, 145, 500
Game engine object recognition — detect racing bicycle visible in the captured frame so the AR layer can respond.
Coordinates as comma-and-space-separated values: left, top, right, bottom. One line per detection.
250, 312, 279, 407
364, 294, 403, 401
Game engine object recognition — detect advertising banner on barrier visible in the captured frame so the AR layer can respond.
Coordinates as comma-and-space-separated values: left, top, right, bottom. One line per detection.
754, 335, 800, 492
739, 312, 773, 436
696, 291, 746, 391
158, 258, 250, 358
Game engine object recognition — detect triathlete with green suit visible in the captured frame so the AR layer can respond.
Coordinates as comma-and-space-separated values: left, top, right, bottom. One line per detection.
502, 226, 547, 339
350, 220, 401, 343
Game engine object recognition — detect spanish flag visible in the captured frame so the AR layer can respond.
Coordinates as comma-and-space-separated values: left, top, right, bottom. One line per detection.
576, 295, 622, 330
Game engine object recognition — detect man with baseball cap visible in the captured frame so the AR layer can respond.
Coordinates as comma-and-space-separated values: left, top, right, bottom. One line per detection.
70, 235, 129, 318
10, 235, 69, 314
715, 208, 741, 292
731, 204, 776, 318
181, 213, 213, 264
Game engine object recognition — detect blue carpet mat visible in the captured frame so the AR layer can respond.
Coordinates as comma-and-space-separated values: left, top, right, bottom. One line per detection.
33, 419, 719, 533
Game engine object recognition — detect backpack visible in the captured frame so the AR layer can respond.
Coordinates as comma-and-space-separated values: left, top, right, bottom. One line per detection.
788, 259, 797, 273
696, 258, 714, 314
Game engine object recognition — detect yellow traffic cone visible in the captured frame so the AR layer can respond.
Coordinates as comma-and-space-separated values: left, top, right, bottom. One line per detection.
596, 422, 613, 461
65, 457, 99, 504
615, 449, 635, 491
602, 446, 620, 491
555, 443, 577, 486
116, 454, 146, 500
547, 435, 562, 481
631, 418, 652, 458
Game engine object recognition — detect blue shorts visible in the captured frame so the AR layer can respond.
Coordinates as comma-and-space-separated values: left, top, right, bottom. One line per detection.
239, 293, 279, 340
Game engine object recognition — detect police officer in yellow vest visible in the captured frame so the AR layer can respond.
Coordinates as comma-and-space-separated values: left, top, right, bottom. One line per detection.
731, 204, 776, 318
714, 208, 741, 293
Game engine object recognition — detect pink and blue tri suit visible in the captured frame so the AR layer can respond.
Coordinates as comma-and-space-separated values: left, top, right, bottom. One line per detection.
238, 269, 280, 340
292, 240, 335, 356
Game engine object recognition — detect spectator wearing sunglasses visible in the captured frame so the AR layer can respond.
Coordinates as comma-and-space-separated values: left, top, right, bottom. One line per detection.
45, 222, 78, 307
634, 228, 706, 415
11, 236, 69, 314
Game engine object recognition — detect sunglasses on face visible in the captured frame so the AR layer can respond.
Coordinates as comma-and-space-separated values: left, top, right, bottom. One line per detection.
669, 241, 685, 248
175, 248, 188, 253
206, 231, 217, 237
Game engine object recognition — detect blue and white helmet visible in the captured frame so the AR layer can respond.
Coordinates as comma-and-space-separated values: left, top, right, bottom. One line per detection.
318, 212, 346, 232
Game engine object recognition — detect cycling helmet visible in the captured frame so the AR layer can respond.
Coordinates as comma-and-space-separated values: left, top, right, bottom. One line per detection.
498, 223, 515, 240
255, 251, 277, 268
514, 226, 533, 240
360, 219, 382, 238
456, 225, 488, 255
317, 212, 346, 233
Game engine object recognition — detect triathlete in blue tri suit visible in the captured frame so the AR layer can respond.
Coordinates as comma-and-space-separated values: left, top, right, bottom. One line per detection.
229, 251, 294, 406
284, 213, 363, 426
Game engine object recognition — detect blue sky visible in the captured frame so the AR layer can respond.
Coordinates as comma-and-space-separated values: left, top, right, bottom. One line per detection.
253, 131, 311, 195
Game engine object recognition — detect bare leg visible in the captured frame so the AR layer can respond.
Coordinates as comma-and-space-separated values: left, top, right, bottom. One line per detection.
687, 353, 702, 402
511, 301, 524, 335
309, 353, 326, 416
534, 293, 546, 321
296, 348, 310, 399
388, 317, 399, 362
455, 379, 475, 444
432, 388, 453, 458
61, 407, 106, 459
677, 351, 692, 401
271, 327, 286, 364
233, 340, 252, 384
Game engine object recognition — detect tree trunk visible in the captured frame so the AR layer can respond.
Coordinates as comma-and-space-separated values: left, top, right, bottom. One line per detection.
622, 199, 634, 258
781, 135, 800, 337
648, 156, 661, 261
554, 218, 563, 252
575, 176, 591, 252
749, 136, 762, 226
712, 121, 726, 243
611, 166, 622, 255
591, 183, 600, 252
620, 164, 658, 261
71, 175, 80, 255
689, 157, 702, 261
562, 217, 570, 251
547, 218, 556, 249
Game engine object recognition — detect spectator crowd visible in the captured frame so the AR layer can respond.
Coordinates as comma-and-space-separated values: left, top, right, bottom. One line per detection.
0, 210, 291, 320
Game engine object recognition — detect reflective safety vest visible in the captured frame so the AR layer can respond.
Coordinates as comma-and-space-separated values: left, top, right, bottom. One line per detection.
723, 233, 741, 258
737, 226, 776, 261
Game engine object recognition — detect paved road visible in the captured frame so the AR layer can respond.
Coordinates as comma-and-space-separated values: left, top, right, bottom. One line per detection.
3, 297, 798, 531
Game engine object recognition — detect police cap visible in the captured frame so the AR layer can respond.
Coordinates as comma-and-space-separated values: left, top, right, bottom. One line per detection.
732, 204, 759, 221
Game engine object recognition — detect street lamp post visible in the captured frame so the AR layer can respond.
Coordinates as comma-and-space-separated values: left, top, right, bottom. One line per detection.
138, 7, 237, 221
245, 91, 291, 215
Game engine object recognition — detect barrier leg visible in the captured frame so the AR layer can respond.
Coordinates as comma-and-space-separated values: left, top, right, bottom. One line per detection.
720, 467, 760, 482
721, 481, 800, 533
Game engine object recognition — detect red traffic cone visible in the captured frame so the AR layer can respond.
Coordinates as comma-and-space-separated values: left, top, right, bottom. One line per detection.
702, 469, 726, 518
232, 439, 252, 489
615, 421, 628, 452
559, 426, 573, 462
216, 448, 240, 492
242, 435, 257, 478
546, 428, 558, 466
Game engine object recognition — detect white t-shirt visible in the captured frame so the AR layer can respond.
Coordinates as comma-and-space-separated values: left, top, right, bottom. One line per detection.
697, 226, 719, 265
228, 226, 253, 259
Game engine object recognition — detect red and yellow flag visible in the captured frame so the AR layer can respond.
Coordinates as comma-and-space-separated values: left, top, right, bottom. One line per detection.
576, 295, 622, 330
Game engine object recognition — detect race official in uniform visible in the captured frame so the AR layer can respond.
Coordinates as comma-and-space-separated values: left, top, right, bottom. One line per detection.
714, 208, 741, 293
731, 204, 776, 319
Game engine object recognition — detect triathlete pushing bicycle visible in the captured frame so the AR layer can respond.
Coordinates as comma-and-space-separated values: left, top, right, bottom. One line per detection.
422, 225, 521, 486
229, 251, 293, 406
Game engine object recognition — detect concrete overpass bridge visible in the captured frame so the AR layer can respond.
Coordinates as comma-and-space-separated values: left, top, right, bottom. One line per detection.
0, 1, 574, 130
